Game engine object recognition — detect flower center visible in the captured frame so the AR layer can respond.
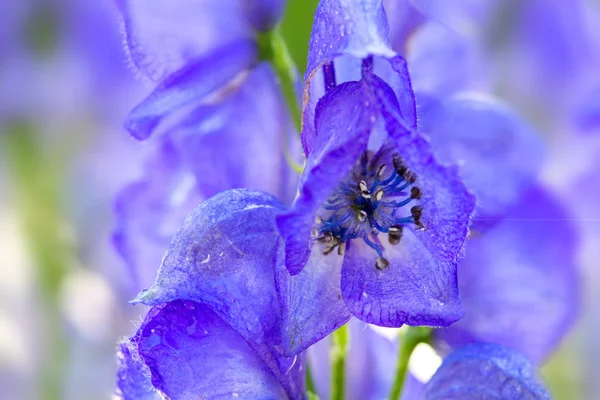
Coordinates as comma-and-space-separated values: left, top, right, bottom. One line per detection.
314, 152, 424, 269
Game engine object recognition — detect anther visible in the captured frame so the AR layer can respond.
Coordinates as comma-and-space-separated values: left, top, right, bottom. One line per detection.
356, 210, 367, 222
374, 189, 384, 201
392, 154, 417, 184
388, 225, 403, 245
359, 180, 371, 198
375, 257, 389, 270
411, 206, 424, 229
337, 242, 346, 256
410, 186, 422, 200
377, 164, 387, 177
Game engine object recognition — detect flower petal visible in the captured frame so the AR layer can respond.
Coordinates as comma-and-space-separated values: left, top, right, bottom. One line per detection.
115, 0, 251, 81
301, 0, 416, 154
135, 300, 290, 399
277, 81, 378, 275
133, 189, 285, 348
436, 185, 580, 363
418, 92, 545, 222
425, 343, 551, 399
276, 244, 352, 355
124, 40, 257, 140
115, 339, 159, 400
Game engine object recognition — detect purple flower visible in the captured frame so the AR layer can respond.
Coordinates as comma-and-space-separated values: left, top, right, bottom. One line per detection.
112, 0, 298, 290
424, 343, 551, 399
436, 185, 580, 364
116, 189, 306, 399
275, 0, 476, 354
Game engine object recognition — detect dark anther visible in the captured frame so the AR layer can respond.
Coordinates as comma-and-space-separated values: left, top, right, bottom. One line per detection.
392, 154, 417, 184
388, 225, 403, 245
337, 242, 346, 256
376, 257, 390, 270
323, 246, 336, 255
410, 186, 422, 200
411, 206, 425, 229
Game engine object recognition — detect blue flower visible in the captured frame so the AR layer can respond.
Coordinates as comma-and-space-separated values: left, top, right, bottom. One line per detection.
112, 0, 298, 290
116, 189, 306, 399
435, 185, 580, 363
275, 0, 476, 354
424, 343, 551, 399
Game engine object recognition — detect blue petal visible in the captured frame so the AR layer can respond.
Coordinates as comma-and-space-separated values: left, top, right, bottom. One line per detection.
134, 189, 284, 346
436, 185, 580, 363
124, 40, 257, 140
408, 0, 498, 31
115, 340, 159, 400
301, 0, 415, 154
276, 244, 352, 355
113, 140, 203, 291
277, 81, 379, 275
115, 66, 296, 291
115, 0, 252, 81
339, 74, 474, 327
418, 92, 545, 222
407, 22, 489, 96
244, 0, 285, 32
135, 300, 290, 399
425, 343, 551, 399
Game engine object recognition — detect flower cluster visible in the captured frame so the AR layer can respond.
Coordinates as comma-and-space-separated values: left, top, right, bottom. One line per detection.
112, 1, 582, 399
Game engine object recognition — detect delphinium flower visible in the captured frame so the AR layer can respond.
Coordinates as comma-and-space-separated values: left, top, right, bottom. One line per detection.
424, 343, 551, 399
112, 0, 300, 291
116, 189, 306, 399
275, 0, 477, 355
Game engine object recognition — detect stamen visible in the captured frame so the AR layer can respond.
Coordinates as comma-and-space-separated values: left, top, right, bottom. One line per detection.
377, 164, 387, 177
356, 210, 367, 222
388, 225, 402, 245
410, 186, 422, 199
376, 257, 389, 270
374, 189, 384, 201
337, 242, 346, 256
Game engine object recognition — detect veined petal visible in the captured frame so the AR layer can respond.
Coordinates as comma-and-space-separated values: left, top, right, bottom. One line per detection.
133, 300, 290, 399
276, 243, 352, 355
133, 189, 284, 347
338, 73, 474, 327
436, 185, 580, 363
277, 81, 379, 275
115, 0, 251, 81
124, 40, 257, 140
418, 92, 545, 223
425, 343, 551, 399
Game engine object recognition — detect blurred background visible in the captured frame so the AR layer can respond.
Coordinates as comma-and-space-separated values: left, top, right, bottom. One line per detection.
0, 0, 599, 399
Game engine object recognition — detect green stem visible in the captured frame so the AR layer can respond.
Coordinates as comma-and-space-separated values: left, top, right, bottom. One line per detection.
3, 123, 73, 400
258, 28, 304, 174
388, 327, 432, 400
330, 324, 349, 400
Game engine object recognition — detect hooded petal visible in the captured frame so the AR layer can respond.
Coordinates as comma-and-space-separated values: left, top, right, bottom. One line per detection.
436, 185, 580, 363
339, 73, 474, 327
277, 80, 379, 275
133, 189, 285, 348
301, 0, 416, 154
115, 0, 252, 81
124, 40, 257, 140
131, 300, 291, 399
418, 93, 545, 222
424, 343, 551, 399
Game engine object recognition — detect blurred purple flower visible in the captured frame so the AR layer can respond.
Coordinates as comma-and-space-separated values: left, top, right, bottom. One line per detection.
424, 343, 551, 399
275, 0, 476, 354
112, 0, 298, 291
116, 189, 306, 399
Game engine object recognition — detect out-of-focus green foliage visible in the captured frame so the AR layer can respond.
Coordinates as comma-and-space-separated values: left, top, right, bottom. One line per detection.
280, 0, 319, 74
